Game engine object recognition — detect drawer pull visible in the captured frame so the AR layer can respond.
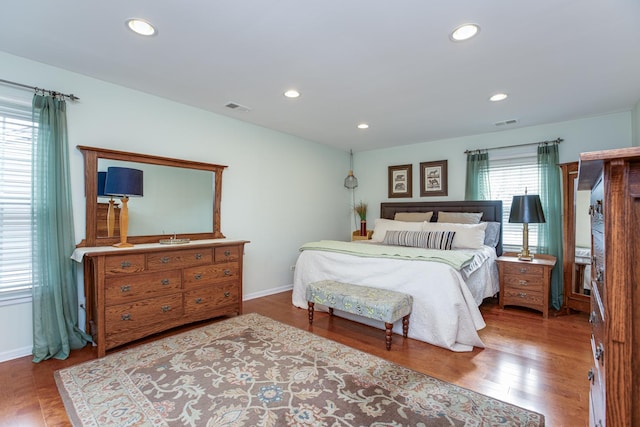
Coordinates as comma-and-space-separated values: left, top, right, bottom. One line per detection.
519, 267, 528, 273
121, 313, 132, 321
160, 256, 170, 264
224, 291, 231, 298
596, 268, 604, 282
160, 279, 170, 286
517, 292, 527, 298
518, 280, 528, 286
161, 305, 171, 312
223, 269, 232, 276
120, 261, 131, 268
589, 311, 596, 324
195, 297, 203, 304
195, 253, 202, 260
224, 250, 231, 257
595, 343, 605, 363
120, 285, 131, 293
194, 273, 202, 280
587, 368, 594, 384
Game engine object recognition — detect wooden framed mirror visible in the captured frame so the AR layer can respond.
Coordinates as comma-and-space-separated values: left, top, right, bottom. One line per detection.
560, 161, 590, 313
77, 146, 226, 247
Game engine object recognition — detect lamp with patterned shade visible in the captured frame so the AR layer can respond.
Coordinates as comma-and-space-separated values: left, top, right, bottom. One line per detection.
508, 191, 545, 261
104, 167, 143, 248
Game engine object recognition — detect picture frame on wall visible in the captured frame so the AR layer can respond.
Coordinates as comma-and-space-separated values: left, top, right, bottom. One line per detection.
388, 164, 412, 198
420, 160, 448, 197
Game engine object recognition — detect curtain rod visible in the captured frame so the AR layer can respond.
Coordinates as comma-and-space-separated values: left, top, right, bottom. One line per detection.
0, 78, 80, 101
464, 137, 563, 155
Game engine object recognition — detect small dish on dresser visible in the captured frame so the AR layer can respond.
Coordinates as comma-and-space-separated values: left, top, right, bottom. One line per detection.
159, 238, 190, 245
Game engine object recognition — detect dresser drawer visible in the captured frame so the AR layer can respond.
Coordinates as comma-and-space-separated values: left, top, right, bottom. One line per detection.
183, 262, 240, 288
147, 248, 213, 271
105, 270, 181, 305
184, 282, 240, 312
503, 274, 544, 291
214, 245, 241, 262
105, 294, 183, 335
105, 254, 146, 275
501, 262, 544, 276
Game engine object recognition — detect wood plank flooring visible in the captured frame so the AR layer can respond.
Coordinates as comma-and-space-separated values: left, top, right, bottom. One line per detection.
0, 291, 591, 426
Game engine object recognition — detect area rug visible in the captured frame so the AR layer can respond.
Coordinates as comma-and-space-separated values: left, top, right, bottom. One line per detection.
55, 313, 544, 426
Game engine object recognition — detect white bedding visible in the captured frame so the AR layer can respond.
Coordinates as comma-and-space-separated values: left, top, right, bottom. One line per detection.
292, 244, 499, 352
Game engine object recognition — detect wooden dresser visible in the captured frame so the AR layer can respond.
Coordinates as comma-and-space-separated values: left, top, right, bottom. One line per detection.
74, 239, 248, 357
578, 147, 640, 427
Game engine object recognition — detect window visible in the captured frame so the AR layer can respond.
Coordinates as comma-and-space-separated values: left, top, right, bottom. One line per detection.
487, 152, 540, 251
0, 99, 35, 302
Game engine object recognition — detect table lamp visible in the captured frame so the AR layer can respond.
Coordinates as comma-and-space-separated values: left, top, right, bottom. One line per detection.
508, 192, 545, 261
104, 167, 143, 248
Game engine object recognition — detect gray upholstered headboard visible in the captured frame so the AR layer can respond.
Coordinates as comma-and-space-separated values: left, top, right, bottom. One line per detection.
380, 200, 503, 256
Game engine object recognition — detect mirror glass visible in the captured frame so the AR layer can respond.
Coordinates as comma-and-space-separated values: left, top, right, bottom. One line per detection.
97, 159, 214, 237
573, 183, 592, 296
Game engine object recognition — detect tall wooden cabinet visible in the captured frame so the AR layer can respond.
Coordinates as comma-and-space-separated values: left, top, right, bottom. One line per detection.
578, 147, 640, 427
74, 239, 248, 357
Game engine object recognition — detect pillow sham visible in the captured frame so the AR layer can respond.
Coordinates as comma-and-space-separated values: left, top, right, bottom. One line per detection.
483, 221, 501, 247
371, 218, 424, 242
422, 221, 488, 249
383, 230, 456, 250
394, 211, 433, 222
436, 211, 483, 224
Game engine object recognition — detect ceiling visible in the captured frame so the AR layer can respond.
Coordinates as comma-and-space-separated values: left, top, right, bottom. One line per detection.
1, 0, 639, 152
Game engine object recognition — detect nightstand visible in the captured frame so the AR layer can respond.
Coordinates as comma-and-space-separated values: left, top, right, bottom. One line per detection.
496, 252, 557, 318
351, 230, 373, 241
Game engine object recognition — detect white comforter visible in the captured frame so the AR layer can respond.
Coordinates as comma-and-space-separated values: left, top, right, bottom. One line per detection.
292, 245, 499, 352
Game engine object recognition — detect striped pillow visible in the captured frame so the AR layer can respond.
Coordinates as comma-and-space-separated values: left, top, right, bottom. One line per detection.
383, 230, 456, 250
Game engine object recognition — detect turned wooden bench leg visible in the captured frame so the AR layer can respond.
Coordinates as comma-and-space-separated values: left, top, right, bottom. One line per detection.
402, 314, 410, 338
308, 301, 314, 324
385, 322, 393, 350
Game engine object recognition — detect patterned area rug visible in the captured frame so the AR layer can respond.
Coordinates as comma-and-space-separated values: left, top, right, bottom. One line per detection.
55, 313, 544, 426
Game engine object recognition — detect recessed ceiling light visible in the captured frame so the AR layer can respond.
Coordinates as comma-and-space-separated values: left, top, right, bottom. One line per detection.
357, 123, 369, 129
126, 19, 157, 36
284, 89, 300, 98
450, 23, 480, 41
490, 93, 508, 102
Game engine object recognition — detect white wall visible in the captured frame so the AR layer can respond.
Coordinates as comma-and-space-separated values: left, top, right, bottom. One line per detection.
633, 99, 640, 147
0, 52, 353, 361
352, 112, 633, 222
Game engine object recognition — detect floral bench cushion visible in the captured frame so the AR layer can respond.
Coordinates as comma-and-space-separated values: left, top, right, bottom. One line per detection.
306, 280, 413, 324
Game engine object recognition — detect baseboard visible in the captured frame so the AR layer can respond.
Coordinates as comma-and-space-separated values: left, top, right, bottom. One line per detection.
243, 284, 293, 301
0, 346, 31, 363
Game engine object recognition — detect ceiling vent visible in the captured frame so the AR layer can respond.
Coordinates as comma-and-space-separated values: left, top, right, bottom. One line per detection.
494, 119, 518, 127
224, 102, 252, 112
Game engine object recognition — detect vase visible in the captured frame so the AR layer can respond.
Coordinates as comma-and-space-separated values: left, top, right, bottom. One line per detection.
360, 220, 367, 236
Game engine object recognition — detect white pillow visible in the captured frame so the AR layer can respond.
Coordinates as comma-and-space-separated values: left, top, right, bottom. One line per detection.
437, 211, 483, 224
371, 218, 424, 242
422, 221, 488, 249
394, 211, 433, 222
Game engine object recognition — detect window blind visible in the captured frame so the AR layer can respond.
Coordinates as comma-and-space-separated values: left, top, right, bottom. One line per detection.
0, 99, 35, 302
487, 155, 540, 250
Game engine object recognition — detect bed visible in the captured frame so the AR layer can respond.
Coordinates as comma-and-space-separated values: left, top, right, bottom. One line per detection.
292, 200, 502, 352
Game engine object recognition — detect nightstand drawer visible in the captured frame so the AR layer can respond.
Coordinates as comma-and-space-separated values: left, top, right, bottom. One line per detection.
501, 262, 544, 276
502, 274, 544, 291
502, 288, 544, 307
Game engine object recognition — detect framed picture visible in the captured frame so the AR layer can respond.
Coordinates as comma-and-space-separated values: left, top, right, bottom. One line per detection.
388, 164, 412, 198
420, 160, 448, 197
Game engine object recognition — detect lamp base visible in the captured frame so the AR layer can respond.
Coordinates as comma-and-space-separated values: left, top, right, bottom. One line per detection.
113, 242, 134, 248
517, 253, 534, 262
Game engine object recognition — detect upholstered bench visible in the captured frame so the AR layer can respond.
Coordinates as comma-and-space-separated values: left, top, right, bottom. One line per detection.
306, 280, 413, 350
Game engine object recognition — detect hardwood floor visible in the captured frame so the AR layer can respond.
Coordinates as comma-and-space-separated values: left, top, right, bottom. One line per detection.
0, 291, 591, 426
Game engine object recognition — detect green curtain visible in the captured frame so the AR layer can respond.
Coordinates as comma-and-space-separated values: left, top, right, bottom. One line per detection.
537, 142, 564, 310
31, 94, 90, 362
464, 150, 491, 200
